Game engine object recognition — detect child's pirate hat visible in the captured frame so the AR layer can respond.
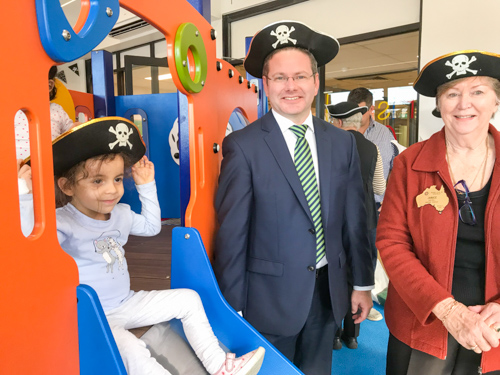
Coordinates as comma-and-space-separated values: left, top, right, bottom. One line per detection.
47, 117, 145, 175
244, 21, 339, 78
413, 50, 500, 97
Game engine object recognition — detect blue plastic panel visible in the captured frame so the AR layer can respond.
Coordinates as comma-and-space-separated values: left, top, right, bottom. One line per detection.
245, 36, 268, 119
171, 227, 304, 374
116, 94, 180, 219
92, 50, 116, 118
36, 0, 118, 62
77, 285, 126, 375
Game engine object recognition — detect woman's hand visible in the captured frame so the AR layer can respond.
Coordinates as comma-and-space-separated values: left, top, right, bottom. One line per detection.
469, 303, 500, 339
131, 156, 155, 185
434, 298, 500, 354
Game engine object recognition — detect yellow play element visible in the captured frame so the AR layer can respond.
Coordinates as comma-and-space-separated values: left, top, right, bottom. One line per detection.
52, 78, 76, 122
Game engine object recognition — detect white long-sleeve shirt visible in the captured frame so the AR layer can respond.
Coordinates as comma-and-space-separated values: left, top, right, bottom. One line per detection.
21, 181, 161, 311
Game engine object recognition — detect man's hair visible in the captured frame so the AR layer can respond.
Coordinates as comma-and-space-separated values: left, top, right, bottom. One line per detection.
55, 152, 133, 207
262, 47, 318, 78
347, 87, 373, 108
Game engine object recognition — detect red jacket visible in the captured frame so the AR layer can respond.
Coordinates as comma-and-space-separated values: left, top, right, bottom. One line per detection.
377, 125, 500, 373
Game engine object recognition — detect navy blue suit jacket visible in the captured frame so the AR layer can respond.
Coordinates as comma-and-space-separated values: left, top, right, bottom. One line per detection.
214, 111, 373, 337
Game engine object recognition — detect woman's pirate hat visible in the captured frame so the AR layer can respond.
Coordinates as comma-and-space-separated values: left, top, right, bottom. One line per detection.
413, 50, 500, 97
24, 117, 146, 175
244, 21, 339, 78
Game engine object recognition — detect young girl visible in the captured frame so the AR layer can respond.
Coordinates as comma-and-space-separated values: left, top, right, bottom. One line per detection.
20, 117, 265, 375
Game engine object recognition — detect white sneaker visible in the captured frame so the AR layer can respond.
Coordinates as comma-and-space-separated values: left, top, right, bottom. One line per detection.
367, 308, 383, 321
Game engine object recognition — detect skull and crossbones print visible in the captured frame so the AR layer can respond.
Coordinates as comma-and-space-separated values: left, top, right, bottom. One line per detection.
445, 55, 478, 79
270, 25, 297, 49
109, 123, 134, 150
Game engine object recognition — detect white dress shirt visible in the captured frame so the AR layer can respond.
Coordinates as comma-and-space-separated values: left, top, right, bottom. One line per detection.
272, 110, 373, 290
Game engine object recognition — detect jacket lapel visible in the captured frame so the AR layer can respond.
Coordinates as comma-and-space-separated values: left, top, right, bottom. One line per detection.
262, 112, 313, 222
314, 118, 331, 228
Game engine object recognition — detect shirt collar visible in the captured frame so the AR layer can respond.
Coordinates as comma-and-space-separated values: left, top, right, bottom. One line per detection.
272, 110, 314, 135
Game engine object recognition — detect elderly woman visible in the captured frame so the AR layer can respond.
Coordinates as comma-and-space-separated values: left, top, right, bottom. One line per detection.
377, 50, 500, 375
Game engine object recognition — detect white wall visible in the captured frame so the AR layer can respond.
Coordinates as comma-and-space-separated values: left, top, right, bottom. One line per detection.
57, 60, 87, 92
419, 0, 500, 140
214, 0, 420, 59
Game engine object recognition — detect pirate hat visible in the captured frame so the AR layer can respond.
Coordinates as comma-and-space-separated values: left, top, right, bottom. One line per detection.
413, 50, 500, 97
244, 21, 339, 78
432, 107, 441, 118
326, 102, 368, 119
24, 117, 146, 175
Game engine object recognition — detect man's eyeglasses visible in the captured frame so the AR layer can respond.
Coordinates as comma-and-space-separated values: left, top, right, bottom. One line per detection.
454, 180, 477, 226
265, 74, 314, 85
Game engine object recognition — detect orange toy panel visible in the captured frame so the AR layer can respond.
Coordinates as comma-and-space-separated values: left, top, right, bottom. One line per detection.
121, 0, 258, 258
0, 1, 80, 374
70, 90, 95, 121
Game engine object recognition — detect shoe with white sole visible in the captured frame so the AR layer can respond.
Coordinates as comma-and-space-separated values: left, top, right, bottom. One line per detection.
367, 307, 383, 321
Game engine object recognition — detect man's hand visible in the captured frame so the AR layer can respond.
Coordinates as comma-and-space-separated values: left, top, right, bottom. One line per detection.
351, 290, 373, 324
132, 156, 155, 185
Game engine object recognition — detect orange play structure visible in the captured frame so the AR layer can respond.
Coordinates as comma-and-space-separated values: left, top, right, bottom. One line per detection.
0, 0, 258, 373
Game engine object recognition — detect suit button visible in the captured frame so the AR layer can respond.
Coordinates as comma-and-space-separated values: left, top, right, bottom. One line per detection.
307, 266, 315, 272
309, 228, 315, 234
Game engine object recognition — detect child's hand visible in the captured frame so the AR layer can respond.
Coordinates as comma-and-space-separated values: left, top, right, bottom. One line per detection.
132, 156, 155, 185
17, 159, 32, 193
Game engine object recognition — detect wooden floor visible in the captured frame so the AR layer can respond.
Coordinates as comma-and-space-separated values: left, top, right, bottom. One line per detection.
125, 223, 175, 291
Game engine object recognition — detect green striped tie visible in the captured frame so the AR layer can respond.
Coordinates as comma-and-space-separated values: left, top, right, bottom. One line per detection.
289, 125, 325, 263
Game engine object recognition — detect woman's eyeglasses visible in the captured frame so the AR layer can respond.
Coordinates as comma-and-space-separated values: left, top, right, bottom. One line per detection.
454, 180, 477, 226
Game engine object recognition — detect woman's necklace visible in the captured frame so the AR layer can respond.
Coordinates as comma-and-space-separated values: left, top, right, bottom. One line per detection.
446, 135, 489, 190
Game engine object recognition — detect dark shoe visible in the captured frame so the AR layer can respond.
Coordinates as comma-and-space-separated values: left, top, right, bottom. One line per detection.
333, 336, 342, 350
341, 335, 358, 349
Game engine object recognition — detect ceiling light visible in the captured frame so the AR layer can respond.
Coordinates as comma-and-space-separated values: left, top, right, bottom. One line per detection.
145, 73, 172, 81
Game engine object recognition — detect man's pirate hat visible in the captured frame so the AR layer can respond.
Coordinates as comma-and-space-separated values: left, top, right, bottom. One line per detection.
244, 21, 340, 78
413, 50, 500, 97
25, 117, 146, 175
326, 102, 368, 119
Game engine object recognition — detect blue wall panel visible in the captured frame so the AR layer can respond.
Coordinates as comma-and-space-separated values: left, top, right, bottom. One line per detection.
116, 93, 180, 219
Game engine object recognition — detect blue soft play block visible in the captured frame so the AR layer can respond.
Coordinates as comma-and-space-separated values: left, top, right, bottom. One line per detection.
77, 285, 127, 375
171, 227, 304, 374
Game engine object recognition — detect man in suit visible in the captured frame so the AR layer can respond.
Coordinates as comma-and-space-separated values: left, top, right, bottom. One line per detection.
327, 101, 386, 350
213, 21, 374, 375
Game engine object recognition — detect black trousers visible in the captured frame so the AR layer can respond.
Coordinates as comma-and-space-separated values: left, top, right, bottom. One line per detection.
262, 266, 337, 375
387, 333, 500, 375
335, 284, 359, 339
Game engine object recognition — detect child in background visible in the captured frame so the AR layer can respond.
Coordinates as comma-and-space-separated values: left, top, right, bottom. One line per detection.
15, 66, 76, 159
20, 117, 265, 375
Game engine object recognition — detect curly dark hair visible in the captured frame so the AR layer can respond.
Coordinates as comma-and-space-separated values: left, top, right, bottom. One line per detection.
55, 152, 133, 207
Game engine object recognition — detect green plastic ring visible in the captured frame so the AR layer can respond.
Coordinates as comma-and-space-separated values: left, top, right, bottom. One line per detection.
174, 23, 208, 93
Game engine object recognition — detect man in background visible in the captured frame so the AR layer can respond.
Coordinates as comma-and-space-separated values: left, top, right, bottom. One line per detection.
348, 87, 395, 321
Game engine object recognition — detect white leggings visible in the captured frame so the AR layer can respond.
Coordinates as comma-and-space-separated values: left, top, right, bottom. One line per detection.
106, 289, 226, 375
